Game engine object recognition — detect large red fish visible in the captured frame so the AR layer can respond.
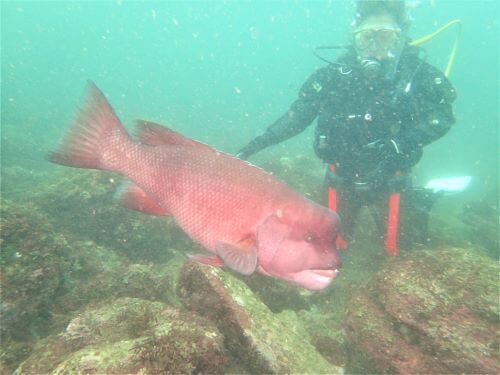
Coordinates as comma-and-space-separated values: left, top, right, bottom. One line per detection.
49, 82, 341, 290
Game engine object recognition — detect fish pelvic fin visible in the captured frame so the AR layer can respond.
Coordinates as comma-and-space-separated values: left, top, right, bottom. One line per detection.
47, 81, 129, 170
216, 238, 258, 275
114, 181, 171, 216
188, 254, 225, 267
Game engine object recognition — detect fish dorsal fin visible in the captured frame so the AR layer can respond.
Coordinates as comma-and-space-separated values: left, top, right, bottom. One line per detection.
216, 236, 258, 275
135, 120, 211, 150
114, 181, 170, 216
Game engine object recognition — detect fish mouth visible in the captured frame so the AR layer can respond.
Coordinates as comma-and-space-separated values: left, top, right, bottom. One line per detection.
310, 268, 340, 279
291, 268, 340, 291
309, 268, 340, 286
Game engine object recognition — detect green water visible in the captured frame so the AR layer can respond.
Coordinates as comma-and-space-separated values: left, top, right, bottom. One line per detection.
1, 1, 498, 373
2, 1, 497, 191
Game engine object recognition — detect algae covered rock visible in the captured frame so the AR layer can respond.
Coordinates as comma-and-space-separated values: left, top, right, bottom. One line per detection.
0, 200, 67, 334
344, 246, 499, 374
177, 261, 342, 374
16, 297, 225, 374
0, 198, 185, 372
53, 244, 184, 312
239, 272, 310, 313
297, 306, 348, 369
0, 199, 71, 369
33, 169, 192, 263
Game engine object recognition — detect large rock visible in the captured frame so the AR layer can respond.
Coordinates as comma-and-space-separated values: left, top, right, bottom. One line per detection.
344, 246, 499, 374
239, 272, 310, 313
177, 261, 342, 374
15, 297, 225, 374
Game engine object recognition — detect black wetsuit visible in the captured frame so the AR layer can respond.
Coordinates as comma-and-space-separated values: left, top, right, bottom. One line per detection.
239, 45, 457, 246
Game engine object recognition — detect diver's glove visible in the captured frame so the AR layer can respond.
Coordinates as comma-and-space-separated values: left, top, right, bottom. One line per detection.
235, 140, 260, 160
235, 131, 277, 160
364, 138, 405, 172
359, 138, 406, 190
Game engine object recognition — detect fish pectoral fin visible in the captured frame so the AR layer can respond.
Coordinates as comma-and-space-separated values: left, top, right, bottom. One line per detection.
188, 254, 224, 267
216, 241, 258, 275
114, 181, 170, 216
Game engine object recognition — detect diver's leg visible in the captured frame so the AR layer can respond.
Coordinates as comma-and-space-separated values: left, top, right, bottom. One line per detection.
337, 188, 361, 245
398, 190, 415, 249
323, 167, 355, 246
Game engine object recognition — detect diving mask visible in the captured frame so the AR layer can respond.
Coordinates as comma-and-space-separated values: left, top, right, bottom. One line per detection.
354, 27, 402, 58
353, 23, 404, 81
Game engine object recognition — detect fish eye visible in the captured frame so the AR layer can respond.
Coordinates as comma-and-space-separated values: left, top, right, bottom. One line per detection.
305, 233, 315, 242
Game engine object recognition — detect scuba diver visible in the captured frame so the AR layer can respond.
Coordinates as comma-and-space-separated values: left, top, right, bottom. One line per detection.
236, 0, 457, 254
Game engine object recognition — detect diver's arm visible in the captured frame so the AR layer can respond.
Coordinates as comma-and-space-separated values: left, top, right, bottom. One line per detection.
236, 67, 332, 159
381, 65, 457, 171
236, 99, 317, 159
399, 63, 457, 149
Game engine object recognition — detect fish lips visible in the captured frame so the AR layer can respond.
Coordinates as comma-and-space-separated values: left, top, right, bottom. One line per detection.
290, 268, 340, 291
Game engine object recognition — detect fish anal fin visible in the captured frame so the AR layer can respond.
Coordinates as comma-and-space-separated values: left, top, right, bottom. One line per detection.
216, 239, 258, 275
114, 181, 170, 216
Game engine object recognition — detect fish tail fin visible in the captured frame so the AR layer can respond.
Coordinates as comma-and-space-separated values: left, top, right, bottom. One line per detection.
47, 81, 129, 171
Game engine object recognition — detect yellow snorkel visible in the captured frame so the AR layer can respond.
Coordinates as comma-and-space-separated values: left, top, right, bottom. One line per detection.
409, 19, 462, 78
